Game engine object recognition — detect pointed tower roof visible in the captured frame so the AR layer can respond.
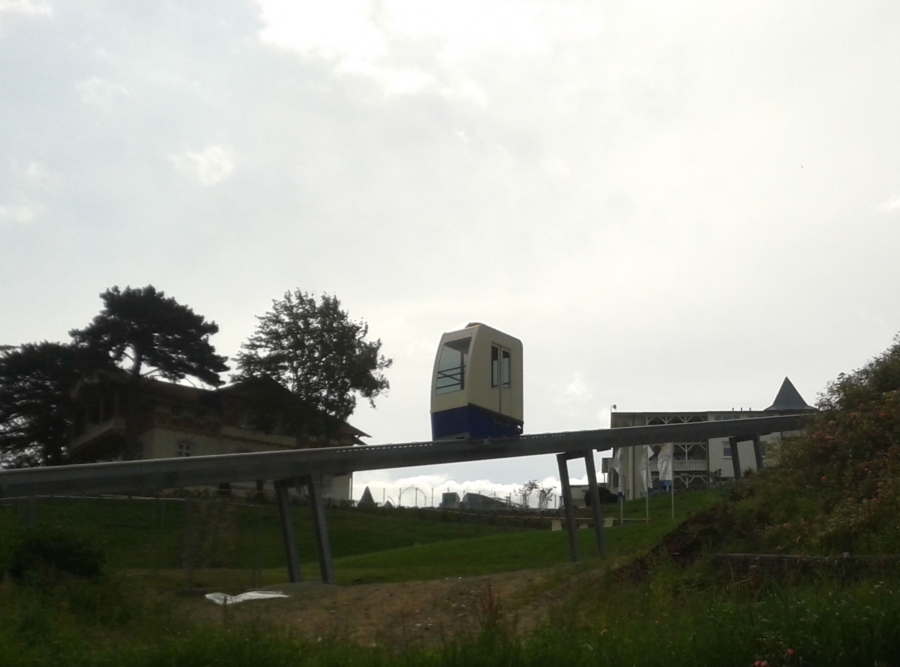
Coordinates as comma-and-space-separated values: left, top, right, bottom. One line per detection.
765, 377, 815, 412
358, 486, 376, 506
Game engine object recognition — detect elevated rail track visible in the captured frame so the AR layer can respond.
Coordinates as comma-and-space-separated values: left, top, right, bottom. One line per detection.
0, 413, 810, 583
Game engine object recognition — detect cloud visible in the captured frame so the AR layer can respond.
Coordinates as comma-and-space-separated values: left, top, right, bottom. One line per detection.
550, 372, 594, 417
0, 0, 52, 20
259, 1, 386, 62
355, 472, 568, 506
876, 195, 900, 212
22, 161, 59, 188
76, 77, 131, 111
170, 145, 235, 186
256, 0, 571, 99
0, 204, 38, 227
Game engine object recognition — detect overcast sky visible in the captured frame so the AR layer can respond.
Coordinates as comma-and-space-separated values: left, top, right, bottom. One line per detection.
2, 0, 899, 503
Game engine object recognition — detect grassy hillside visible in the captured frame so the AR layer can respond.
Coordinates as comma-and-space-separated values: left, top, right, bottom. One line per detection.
0, 498, 525, 573
650, 335, 900, 561
4, 338, 900, 665
0, 483, 717, 585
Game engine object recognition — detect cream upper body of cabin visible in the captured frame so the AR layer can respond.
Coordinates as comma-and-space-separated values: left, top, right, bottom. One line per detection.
430, 322, 524, 421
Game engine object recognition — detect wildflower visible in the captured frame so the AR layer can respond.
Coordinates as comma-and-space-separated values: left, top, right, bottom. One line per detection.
821, 475, 827, 482
787, 648, 794, 656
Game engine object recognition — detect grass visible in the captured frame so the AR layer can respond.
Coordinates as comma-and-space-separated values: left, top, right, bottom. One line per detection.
2, 487, 899, 666
0, 496, 523, 571
1, 489, 717, 589
2, 566, 899, 667
51, 490, 710, 596
331, 491, 720, 584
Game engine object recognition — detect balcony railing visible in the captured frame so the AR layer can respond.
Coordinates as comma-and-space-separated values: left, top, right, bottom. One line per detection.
649, 460, 708, 472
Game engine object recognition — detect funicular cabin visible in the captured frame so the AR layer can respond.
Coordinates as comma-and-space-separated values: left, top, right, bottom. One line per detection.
430, 323, 523, 440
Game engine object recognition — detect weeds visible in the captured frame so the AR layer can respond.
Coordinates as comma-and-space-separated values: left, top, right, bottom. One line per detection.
475, 580, 503, 635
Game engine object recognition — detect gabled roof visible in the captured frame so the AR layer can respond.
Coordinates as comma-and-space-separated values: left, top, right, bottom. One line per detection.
72, 370, 370, 440
765, 377, 816, 412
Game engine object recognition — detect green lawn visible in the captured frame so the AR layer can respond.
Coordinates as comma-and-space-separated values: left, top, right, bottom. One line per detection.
0, 497, 522, 570
1, 488, 719, 590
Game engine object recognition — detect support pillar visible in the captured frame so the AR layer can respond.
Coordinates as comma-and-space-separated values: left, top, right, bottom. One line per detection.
275, 479, 302, 583
557, 453, 580, 563
583, 449, 606, 556
307, 475, 335, 584
752, 434, 764, 471
729, 437, 742, 480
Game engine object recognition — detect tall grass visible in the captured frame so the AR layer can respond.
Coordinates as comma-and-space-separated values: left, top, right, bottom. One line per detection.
2, 568, 899, 667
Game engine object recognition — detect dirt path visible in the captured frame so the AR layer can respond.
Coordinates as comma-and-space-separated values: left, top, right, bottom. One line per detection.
188, 567, 588, 646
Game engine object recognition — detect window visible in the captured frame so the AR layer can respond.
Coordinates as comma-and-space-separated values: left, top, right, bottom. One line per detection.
501, 349, 511, 388
177, 441, 193, 457
436, 337, 471, 394
491, 346, 511, 388
491, 346, 499, 387
723, 441, 731, 458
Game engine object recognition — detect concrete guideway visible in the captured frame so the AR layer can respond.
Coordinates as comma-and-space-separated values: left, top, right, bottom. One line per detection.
0, 414, 806, 498
0, 413, 809, 584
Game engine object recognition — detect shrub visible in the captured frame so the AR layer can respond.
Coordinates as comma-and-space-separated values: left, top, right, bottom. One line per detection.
8, 528, 105, 586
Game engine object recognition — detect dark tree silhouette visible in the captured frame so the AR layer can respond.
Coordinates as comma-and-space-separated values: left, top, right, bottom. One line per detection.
70, 285, 229, 458
0, 342, 87, 467
234, 290, 391, 440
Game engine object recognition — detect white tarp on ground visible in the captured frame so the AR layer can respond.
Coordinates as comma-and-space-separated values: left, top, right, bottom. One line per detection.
205, 591, 290, 605
658, 443, 674, 482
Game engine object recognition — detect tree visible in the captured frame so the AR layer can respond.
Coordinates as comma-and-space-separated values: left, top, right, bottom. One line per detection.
70, 285, 229, 458
517, 480, 540, 508
0, 342, 87, 467
537, 484, 556, 510
233, 290, 392, 439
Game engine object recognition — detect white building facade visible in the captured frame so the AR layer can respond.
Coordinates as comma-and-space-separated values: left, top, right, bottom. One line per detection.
605, 378, 815, 499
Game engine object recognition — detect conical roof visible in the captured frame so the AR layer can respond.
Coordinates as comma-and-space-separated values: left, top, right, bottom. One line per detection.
358, 486, 376, 505
765, 377, 815, 411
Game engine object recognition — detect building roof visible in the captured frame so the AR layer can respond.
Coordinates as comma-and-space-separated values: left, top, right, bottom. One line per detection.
358, 486, 376, 505
73, 370, 370, 440
765, 377, 816, 412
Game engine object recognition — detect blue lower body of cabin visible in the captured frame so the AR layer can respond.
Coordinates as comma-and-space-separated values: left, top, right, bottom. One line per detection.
431, 405, 523, 440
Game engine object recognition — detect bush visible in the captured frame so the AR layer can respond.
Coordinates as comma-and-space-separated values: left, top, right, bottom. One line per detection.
8, 528, 105, 586
656, 333, 900, 558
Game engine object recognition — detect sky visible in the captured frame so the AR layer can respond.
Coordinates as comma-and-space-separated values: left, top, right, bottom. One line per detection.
2, 0, 899, 504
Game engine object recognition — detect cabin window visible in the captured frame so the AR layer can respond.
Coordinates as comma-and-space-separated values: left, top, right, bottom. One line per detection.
501, 350, 511, 388
492, 347, 511, 388
436, 337, 471, 394
491, 346, 499, 388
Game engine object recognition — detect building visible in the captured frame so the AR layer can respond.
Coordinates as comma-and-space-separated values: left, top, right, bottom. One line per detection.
440, 491, 461, 509
606, 378, 815, 499
69, 371, 368, 500
460, 492, 509, 511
